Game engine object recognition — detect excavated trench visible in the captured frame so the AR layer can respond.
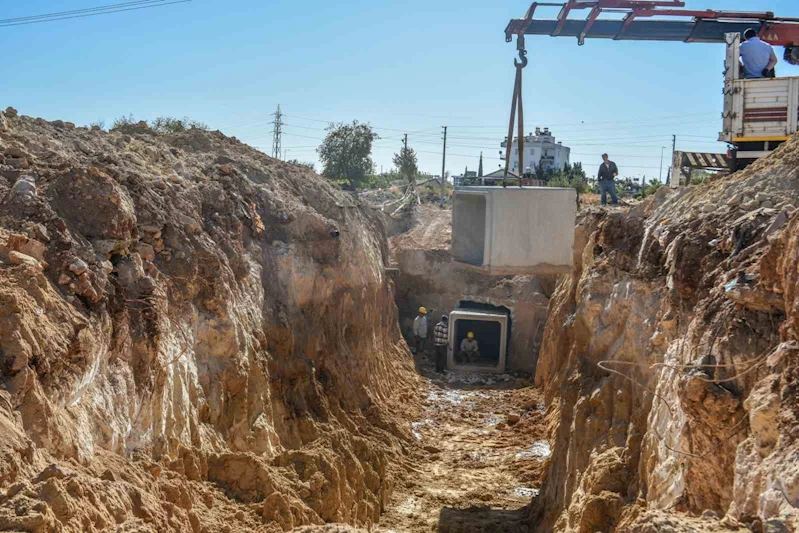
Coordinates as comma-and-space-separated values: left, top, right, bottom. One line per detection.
2, 108, 799, 533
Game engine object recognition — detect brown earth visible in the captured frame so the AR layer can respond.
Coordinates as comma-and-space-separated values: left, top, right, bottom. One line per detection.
5, 104, 799, 533
376, 356, 546, 533
0, 109, 421, 532
530, 134, 799, 532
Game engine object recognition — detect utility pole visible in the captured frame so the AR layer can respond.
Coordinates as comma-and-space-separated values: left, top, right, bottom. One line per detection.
404, 133, 408, 151
659, 146, 665, 182
271, 104, 283, 160
668, 134, 676, 183
440, 126, 447, 205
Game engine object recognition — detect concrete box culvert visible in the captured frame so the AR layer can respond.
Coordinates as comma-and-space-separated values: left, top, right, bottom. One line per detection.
451, 187, 576, 275
447, 309, 509, 374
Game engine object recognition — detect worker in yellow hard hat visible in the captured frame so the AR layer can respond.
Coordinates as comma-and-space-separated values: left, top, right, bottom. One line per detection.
412, 306, 429, 355
458, 331, 480, 364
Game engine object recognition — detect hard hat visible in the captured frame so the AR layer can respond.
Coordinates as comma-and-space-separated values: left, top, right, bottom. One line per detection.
419, 307, 427, 314
467, 332, 474, 339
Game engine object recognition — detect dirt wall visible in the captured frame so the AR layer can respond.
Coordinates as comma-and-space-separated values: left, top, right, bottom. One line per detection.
0, 110, 420, 532
529, 135, 799, 532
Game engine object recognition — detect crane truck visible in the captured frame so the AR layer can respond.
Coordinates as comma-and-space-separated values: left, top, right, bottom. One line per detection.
503, 1, 799, 185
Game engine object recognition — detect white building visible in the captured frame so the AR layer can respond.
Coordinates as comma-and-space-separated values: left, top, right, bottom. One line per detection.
500, 127, 570, 174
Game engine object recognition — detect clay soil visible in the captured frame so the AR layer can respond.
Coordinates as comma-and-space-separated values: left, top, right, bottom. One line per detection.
376, 354, 547, 533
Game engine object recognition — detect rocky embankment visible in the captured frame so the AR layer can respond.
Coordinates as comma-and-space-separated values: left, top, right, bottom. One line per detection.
530, 135, 799, 532
0, 108, 419, 532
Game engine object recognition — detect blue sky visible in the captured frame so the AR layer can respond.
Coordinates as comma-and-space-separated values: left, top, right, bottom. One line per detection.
3, 0, 799, 180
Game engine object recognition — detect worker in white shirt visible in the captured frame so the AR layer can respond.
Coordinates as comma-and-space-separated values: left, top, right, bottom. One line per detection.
412, 307, 429, 354
740, 28, 778, 79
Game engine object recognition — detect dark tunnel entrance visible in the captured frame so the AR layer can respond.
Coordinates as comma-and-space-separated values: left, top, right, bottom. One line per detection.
449, 301, 511, 373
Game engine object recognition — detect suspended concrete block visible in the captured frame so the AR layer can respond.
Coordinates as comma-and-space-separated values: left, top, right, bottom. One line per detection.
451, 187, 576, 275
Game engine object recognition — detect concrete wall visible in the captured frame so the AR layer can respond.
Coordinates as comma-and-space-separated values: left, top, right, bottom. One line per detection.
453, 187, 576, 275
451, 194, 486, 266
391, 246, 551, 374
447, 310, 508, 374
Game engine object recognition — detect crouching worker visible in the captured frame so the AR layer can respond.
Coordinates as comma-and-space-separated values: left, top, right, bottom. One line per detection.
433, 315, 449, 373
458, 332, 480, 364
412, 306, 429, 354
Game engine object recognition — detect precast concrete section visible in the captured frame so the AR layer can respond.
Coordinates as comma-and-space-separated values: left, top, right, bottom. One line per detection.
448, 309, 509, 373
452, 187, 576, 275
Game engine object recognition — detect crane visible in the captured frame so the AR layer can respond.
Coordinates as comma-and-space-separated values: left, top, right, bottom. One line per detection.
502, 1, 799, 184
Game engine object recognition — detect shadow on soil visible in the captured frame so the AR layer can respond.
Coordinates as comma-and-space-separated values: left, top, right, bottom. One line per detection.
437, 506, 528, 533
411, 350, 531, 392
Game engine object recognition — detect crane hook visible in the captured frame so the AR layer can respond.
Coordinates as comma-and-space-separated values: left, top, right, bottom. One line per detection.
514, 34, 528, 69
514, 50, 528, 69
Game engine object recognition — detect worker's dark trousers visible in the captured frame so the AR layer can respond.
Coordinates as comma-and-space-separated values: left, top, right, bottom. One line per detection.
415, 335, 426, 355
600, 180, 618, 205
435, 345, 447, 373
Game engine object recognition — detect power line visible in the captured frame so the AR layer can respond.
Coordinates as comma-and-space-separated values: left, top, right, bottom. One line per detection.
0, 0, 191, 27
279, 112, 721, 138
1, 0, 167, 23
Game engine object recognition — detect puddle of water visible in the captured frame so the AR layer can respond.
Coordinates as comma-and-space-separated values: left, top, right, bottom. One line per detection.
484, 414, 502, 427
511, 486, 540, 498
426, 388, 481, 405
515, 440, 551, 461
411, 418, 433, 440
443, 372, 514, 386
395, 496, 422, 516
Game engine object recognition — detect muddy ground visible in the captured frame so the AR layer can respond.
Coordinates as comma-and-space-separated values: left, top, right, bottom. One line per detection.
377, 353, 546, 533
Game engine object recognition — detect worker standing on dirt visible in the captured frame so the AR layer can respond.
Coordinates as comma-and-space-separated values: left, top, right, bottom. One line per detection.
597, 153, 619, 206
413, 307, 429, 355
458, 332, 480, 364
433, 315, 449, 373
740, 28, 778, 79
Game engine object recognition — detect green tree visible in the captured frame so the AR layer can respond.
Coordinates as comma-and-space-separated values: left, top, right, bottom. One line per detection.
547, 162, 588, 193
393, 145, 418, 184
643, 178, 664, 197
317, 121, 378, 188
150, 116, 208, 134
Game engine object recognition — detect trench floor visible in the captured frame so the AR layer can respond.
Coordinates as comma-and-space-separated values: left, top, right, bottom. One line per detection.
377, 354, 548, 533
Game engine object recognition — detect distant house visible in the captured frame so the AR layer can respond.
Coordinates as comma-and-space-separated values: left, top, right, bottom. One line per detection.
500, 127, 571, 174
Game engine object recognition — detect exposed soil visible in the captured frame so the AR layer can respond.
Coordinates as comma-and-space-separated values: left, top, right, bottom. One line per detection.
377, 354, 546, 533
531, 134, 799, 532
0, 109, 420, 533
5, 105, 799, 533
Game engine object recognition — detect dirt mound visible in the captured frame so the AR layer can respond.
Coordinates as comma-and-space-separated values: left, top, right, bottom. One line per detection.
389, 205, 452, 253
0, 110, 421, 532
529, 133, 799, 532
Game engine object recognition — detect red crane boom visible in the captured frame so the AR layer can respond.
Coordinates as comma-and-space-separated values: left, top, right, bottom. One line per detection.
506, 0, 799, 53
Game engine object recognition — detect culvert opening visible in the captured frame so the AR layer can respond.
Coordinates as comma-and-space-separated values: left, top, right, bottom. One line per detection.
448, 301, 511, 374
